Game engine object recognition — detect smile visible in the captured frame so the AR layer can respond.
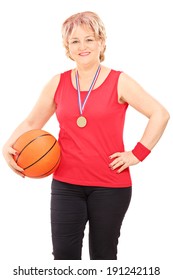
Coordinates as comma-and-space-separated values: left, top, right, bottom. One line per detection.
79, 52, 90, 56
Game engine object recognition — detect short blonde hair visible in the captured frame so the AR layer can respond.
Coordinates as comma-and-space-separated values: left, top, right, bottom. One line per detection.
61, 11, 106, 62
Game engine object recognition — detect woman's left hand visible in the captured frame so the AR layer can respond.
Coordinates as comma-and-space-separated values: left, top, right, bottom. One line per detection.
109, 151, 140, 173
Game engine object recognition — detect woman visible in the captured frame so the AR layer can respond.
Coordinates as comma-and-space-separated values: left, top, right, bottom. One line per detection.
2, 11, 170, 260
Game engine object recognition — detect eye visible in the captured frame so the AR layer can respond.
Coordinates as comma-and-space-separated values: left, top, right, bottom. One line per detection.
86, 38, 94, 42
70, 40, 79, 44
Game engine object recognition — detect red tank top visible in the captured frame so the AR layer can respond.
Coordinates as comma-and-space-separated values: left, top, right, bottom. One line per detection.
53, 69, 132, 187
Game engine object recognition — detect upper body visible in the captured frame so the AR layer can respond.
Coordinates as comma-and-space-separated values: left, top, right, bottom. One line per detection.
53, 68, 131, 187
2, 11, 170, 180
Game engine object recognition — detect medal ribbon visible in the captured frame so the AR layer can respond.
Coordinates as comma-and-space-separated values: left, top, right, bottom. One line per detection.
75, 65, 101, 115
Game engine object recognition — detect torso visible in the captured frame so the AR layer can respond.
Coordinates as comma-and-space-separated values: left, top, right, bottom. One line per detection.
53, 68, 132, 188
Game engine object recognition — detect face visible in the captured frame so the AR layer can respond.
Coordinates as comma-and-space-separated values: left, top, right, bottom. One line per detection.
68, 25, 104, 66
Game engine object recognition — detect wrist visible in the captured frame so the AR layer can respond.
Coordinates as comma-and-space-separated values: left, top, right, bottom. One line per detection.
132, 142, 151, 161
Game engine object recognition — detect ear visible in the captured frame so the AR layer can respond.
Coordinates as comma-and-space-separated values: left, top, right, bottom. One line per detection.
66, 46, 75, 61
100, 39, 106, 52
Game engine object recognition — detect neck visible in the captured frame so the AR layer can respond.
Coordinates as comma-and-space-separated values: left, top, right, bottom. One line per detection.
76, 62, 101, 80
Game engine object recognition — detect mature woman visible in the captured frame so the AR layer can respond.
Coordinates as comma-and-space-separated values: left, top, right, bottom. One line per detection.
2, 11, 170, 260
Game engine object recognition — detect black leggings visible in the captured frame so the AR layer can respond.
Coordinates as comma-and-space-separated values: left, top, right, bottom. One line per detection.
51, 179, 132, 260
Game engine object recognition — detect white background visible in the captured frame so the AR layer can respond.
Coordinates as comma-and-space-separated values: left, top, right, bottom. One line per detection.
0, 0, 172, 279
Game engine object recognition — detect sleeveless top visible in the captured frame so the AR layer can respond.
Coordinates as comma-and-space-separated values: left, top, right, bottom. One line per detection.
53, 69, 132, 188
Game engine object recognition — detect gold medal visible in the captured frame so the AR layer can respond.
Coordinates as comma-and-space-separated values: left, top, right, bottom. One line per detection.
75, 65, 101, 128
77, 116, 87, 128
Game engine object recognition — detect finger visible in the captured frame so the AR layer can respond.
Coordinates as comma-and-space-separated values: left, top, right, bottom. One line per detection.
13, 162, 24, 172
109, 158, 119, 168
109, 156, 123, 168
8, 147, 18, 156
117, 164, 127, 173
8, 161, 25, 177
10, 167, 25, 178
7, 157, 24, 172
109, 152, 121, 159
109, 160, 125, 170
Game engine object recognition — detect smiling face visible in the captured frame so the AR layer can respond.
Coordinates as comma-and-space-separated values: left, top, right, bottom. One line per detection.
62, 12, 106, 63
68, 25, 104, 67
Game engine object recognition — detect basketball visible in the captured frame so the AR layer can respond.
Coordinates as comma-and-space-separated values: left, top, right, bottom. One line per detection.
12, 129, 61, 178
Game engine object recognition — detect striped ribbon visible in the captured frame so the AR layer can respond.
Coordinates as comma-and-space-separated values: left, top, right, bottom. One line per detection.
75, 65, 101, 115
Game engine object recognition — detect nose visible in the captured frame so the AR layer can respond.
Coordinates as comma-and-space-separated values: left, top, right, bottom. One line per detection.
78, 40, 87, 51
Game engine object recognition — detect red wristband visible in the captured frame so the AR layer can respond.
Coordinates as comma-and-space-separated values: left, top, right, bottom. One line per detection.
132, 142, 151, 161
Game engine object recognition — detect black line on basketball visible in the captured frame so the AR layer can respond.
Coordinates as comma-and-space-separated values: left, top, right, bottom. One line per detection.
15, 133, 51, 163
24, 139, 58, 170
30, 156, 61, 178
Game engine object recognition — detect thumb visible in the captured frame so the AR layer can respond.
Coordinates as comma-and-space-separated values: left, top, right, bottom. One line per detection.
8, 146, 19, 156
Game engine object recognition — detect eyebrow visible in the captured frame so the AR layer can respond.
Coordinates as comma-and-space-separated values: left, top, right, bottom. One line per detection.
69, 35, 95, 40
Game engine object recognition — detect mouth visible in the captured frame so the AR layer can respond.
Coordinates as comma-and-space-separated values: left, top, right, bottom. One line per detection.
79, 52, 90, 56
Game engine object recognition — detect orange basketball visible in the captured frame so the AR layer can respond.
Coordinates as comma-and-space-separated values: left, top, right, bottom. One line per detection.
12, 129, 61, 178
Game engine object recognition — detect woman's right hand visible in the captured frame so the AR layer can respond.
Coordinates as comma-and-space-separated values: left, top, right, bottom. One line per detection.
3, 146, 25, 178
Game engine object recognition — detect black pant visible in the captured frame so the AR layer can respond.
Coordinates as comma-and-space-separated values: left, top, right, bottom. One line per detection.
51, 179, 132, 260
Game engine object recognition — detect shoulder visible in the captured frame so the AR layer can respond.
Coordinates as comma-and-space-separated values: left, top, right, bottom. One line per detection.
117, 72, 144, 104
118, 72, 144, 95
46, 69, 72, 90
118, 72, 135, 84
39, 74, 61, 101
49, 73, 61, 87
100, 66, 121, 81
103, 66, 123, 79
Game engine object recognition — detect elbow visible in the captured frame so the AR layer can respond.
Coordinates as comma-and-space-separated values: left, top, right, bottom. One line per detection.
150, 107, 170, 127
163, 109, 170, 123
158, 107, 170, 127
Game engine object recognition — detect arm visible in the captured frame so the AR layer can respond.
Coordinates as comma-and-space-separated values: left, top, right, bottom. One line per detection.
109, 73, 170, 173
2, 74, 60, 176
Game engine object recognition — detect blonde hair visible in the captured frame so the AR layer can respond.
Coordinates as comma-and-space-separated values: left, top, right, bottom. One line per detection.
61, 11, 106, 62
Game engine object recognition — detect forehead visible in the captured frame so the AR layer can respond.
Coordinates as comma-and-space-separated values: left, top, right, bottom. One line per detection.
69, 25, 95, 39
